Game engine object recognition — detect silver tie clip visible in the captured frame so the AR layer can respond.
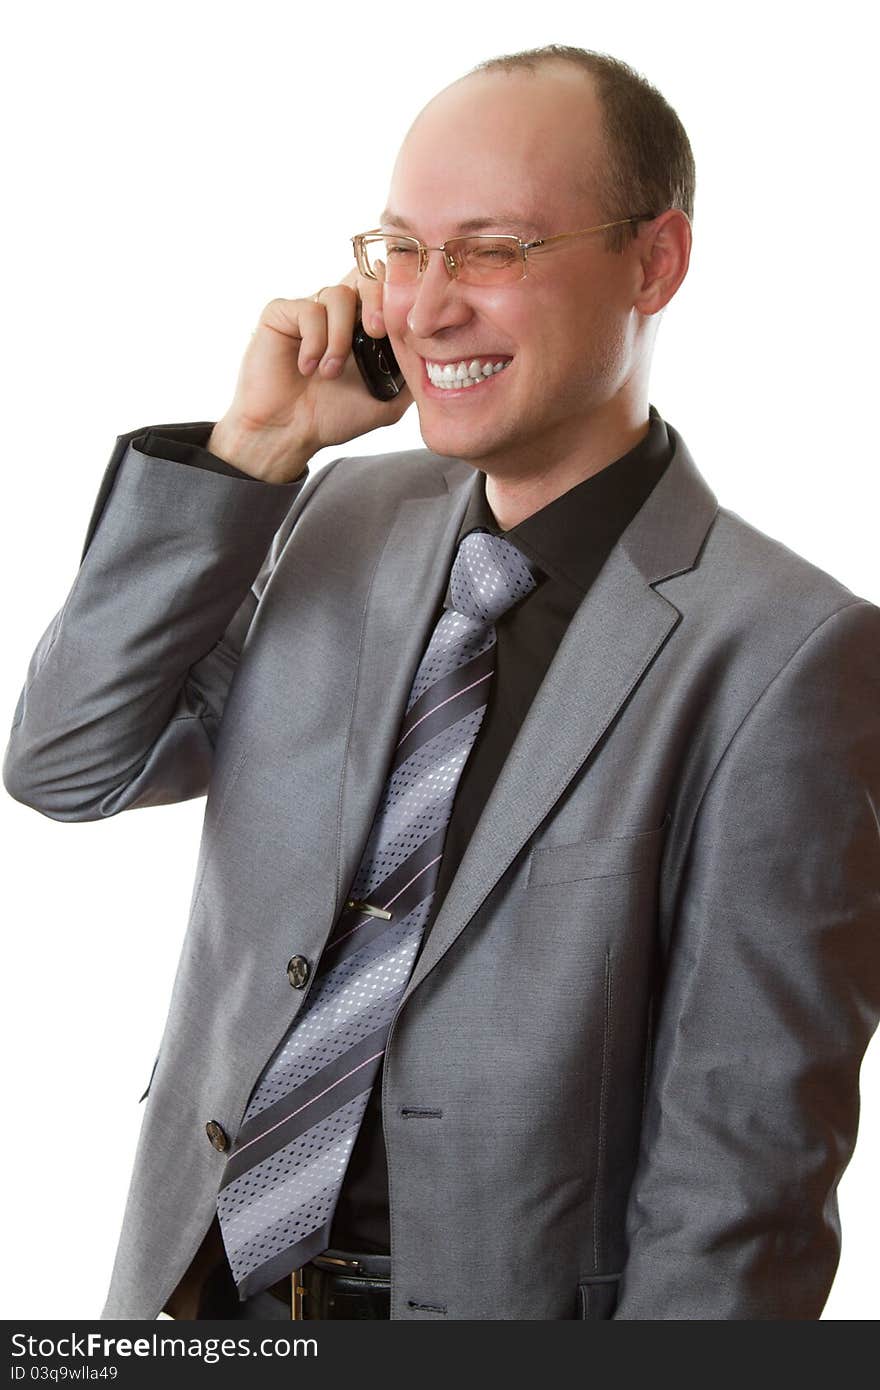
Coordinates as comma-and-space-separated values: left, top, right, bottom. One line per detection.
345, 898, 393, 920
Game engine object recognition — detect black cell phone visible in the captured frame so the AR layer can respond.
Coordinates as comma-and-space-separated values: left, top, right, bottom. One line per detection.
351, 312, 405, 401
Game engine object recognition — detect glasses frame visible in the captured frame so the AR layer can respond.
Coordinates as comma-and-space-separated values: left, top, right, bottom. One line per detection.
351, 213, 659, 284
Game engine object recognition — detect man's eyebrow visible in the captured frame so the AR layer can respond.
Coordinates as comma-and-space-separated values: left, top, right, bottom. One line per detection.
378, 209, 544, 236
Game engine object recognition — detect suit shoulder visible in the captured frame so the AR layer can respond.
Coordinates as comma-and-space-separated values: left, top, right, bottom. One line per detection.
658, 502, 878, 687
699, 503, 872, 615
320, 446, 471, 497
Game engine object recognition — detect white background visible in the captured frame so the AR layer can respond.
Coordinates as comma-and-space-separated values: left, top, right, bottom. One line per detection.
1, 0, 877, 1321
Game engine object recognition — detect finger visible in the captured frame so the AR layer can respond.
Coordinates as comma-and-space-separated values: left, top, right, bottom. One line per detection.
293, 299, 333, 375
357, 264, 386, 338
258, 298, 324, 376
345, 260, 385, 337
312, 284, 359, 376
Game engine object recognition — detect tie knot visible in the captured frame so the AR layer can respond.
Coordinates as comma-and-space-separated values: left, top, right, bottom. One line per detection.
449, 529, 540, 625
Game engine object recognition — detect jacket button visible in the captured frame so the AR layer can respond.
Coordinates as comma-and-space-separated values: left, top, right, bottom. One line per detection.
287, 954, 310, 989
205, 1120, 229, 1152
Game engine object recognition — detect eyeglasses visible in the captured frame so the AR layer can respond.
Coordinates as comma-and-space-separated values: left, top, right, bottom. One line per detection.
351, 214, 658, 287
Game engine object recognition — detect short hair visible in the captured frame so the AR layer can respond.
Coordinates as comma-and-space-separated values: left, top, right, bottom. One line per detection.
463, 44, 695, 254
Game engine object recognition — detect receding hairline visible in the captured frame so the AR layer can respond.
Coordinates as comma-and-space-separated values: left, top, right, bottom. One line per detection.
409, 58, 600, 129
392, 62, 604, 228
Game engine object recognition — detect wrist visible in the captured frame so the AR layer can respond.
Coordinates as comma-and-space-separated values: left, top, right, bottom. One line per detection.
207, 419, 312, 484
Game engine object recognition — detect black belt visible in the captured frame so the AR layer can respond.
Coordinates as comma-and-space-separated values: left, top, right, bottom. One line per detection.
268, 1249, 391, 1319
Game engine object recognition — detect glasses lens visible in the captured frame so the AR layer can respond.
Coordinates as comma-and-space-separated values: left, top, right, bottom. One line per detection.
454, 237, 522, 285
362, 236, 419, 283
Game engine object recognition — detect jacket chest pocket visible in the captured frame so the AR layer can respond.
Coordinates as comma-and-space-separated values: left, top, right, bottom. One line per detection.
527, 814, 669, 888
577, 1273, 622, 1319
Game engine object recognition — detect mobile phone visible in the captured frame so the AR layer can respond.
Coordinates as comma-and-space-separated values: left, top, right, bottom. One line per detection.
351, 311, 405, 401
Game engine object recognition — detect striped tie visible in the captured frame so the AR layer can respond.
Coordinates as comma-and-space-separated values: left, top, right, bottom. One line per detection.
215, 526, 541, 1301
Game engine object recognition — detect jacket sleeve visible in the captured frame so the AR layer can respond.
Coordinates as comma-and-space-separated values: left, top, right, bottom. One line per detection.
2, 422, 337, 821
613, 597, 880, 1319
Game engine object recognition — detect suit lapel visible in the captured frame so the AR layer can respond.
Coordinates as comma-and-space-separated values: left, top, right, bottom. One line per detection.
333, 476, 475, 918
334, 426, 718, 1001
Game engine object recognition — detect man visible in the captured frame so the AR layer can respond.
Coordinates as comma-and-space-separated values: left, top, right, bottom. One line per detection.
4, 44, 879, 1321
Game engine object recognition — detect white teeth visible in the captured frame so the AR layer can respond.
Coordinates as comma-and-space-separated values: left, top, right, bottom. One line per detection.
426, 357, 511, 389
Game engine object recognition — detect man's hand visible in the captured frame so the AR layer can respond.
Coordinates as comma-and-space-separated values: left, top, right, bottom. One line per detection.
207, 267, 412, 483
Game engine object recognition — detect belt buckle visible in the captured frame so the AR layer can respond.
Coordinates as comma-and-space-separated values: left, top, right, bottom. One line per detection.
291, 1268, 307, 1320
292, 1255, 367, 1318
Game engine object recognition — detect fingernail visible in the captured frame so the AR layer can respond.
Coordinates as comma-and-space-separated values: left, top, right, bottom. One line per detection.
370, 314, 384, 334
301, 358, 317, 372
323, 357, 342, 373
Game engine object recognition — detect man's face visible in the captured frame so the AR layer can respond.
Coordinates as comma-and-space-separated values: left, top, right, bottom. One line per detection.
380, 68, 649, 477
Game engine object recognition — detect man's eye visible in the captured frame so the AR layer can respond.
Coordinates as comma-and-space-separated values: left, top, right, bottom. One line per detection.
470, 245, 516, 263
386, 243, 417, 257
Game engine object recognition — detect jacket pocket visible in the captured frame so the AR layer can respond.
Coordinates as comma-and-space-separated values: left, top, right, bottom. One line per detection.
528, 813, 669, 888
577, 1273, 622, 1319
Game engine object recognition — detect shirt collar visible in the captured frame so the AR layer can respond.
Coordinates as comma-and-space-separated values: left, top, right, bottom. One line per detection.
450, 403, 673, 596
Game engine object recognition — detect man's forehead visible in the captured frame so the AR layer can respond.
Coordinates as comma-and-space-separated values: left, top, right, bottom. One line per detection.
378, 208, 547, 237
385, 70, 602, 235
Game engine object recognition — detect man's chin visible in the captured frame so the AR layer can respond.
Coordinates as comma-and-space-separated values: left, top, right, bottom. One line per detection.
417, 412, 505, 463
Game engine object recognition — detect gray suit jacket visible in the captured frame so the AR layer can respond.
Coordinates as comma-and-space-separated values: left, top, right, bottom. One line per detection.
4, 418, 879, 1320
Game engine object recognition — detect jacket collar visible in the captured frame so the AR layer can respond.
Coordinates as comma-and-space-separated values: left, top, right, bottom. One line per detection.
447, 402, 674, 597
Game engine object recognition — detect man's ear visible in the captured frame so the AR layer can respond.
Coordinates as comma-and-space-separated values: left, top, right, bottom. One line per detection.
634, 208, 691, 316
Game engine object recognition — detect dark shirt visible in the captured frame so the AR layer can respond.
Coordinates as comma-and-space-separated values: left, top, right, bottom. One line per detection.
135, 404, 673, 1255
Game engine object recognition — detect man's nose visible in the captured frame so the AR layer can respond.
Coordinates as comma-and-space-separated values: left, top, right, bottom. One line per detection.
405, 250, 472, 339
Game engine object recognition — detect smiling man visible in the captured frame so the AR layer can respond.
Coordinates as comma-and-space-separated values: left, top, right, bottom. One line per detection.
5, 45, 879, 1322
374, 62, 684, 528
